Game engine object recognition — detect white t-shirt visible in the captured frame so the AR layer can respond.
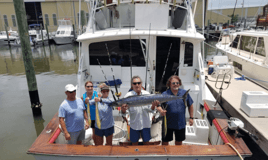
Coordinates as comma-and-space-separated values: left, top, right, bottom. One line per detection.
124, 90, 153, 130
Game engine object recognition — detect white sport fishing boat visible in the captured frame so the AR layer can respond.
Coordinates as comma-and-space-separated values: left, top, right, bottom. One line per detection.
216, 28, 268, 89
53, 19, 76, 45
28, 0, 251, 159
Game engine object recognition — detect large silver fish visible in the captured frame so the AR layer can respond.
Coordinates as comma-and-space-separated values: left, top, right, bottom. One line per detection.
109, 89, 190, 107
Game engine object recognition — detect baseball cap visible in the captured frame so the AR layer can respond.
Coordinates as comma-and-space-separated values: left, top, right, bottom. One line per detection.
65, 84, 77, 92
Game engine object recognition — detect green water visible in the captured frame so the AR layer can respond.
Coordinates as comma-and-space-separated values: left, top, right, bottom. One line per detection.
0, 43, 79, 160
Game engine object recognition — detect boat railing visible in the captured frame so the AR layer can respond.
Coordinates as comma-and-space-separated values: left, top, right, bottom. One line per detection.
85, 0, 195, 33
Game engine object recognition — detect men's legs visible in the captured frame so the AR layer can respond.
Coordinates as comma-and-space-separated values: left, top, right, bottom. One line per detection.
130, 128, 140, 145
174, 128, 185, 146
104, 126, 114, 146
141, 128, 151, 145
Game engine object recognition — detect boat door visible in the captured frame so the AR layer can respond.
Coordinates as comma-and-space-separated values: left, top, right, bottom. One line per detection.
155, 36, 180, 93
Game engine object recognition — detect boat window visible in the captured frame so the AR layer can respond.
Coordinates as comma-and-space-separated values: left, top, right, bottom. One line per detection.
12, 15, 16, 27
57, 31, 60, 35
89, 39, 146, 66
239, 36, 257, 54
184, 42, 193, 67
53, 14, 57, 26
3, 15, 8, 27
229, 35, 240, 48
60, 31, 65, 34
255, 37, 265, 57
65, 31, 71, 35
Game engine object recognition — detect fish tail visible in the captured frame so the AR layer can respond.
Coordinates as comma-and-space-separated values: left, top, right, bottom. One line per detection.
95, 102, 101, 129
87, 103, 91, 127
183, 89, 190, 107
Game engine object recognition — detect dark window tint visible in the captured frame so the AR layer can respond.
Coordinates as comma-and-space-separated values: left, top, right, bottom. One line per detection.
45, 14, 49, 26
12, 15, 16, 27
89, 39, 146, 66
230, 35, 240, 48
4, 15, 8, 27
255, 37, 265, 57
239, 36, 257, 53
184, 42, 193, 67
53, 14, 57, 26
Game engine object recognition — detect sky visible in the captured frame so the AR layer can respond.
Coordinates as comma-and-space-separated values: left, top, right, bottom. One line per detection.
208, 0, 268, 10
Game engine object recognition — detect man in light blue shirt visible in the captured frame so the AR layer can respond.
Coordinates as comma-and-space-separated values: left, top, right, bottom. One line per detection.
58, 84, 89, 144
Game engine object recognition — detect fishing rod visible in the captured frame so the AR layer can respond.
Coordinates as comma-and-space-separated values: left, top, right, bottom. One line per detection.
158, 43, 172, 91
144, 23, 151, 91
105, 43, 121, 99
174, 57, 184, 75
97, 58, 117, 101
129, 20, 132, 80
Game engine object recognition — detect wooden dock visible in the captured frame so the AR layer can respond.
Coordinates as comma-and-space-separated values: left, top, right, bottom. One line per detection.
205, 69, 268, 155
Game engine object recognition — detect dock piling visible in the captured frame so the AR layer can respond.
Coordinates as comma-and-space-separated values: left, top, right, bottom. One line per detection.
5, 25, 10, 46
13, 0, 42, 117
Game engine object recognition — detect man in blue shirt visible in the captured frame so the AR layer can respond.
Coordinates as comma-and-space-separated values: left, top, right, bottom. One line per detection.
157, 75, 194, 145
59, 84, 89, 144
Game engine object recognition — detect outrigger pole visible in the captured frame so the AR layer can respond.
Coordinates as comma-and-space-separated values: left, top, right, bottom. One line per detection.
158, 43, 172, 91
105, 44, 121, 99
144, 23, 151, 90
97, 59, 117, 101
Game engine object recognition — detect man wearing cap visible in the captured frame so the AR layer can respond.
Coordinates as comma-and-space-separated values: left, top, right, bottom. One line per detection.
59, 84, 90, 144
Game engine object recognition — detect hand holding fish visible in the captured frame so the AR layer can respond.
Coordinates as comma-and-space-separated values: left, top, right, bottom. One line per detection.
151, 100, 160, 110
121, 104, 128, 113
159, 108, 167, 116
94, 97, 100, 102
85, 97, 90, 104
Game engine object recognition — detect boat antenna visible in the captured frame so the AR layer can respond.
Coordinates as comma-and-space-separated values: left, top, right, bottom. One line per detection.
97, 58, 117, 101
158, 43, 172, 91
144, 23, 151, 91
105, 43, 121, 99
174, 57, 184, 75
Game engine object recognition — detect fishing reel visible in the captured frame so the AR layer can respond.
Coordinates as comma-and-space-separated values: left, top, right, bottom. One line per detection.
115, 92, 122, 97
227, 117, 258, 141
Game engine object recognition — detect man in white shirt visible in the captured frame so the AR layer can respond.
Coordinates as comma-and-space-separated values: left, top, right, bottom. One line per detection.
121, 76, 159, 145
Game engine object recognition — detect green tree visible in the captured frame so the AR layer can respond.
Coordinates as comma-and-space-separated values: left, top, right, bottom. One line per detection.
228, 14, 239, 24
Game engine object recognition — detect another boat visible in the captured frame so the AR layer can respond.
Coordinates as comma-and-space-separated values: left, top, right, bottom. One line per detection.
28, 24, 49, 46
53, 19, 75, 45
28, 0, 251, 159
216, 29, 268, 88
0, 29, 19, 45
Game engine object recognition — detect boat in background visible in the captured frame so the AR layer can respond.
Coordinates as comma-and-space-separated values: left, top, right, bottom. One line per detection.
28, 0, 251, 159
216, 28, 268, 89
53, 19, 75, 45
0, 28, 19, 45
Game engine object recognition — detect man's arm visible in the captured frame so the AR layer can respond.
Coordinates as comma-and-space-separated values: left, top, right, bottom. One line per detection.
59, 117, 71, 140
188, 104, 194, 126
83, 110, 89, 129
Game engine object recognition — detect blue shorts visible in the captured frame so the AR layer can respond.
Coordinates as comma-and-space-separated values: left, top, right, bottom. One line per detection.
130, 128, 151, 143
68, 129, 85, 144
95, 126, 114, 137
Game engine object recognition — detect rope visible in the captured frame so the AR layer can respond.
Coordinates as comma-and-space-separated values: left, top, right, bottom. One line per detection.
227, 143, 244, 160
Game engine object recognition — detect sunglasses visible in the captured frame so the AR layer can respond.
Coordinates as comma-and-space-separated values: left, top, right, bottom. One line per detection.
68, 90, 76, 93
172, 82, 180, 85
86, 86, 93, 88
132, 82, 141, 85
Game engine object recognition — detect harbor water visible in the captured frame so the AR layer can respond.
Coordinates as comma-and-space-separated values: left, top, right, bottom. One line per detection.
0, 41, 267, 160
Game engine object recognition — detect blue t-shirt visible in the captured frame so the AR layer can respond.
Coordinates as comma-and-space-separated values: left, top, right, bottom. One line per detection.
162, 89, 194, 130
89, 98, 114, 129
58, 98, 85, 132
83, 91, 98, 120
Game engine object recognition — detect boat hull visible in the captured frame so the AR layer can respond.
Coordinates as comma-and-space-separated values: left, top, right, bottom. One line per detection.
53, 36, 75, 45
